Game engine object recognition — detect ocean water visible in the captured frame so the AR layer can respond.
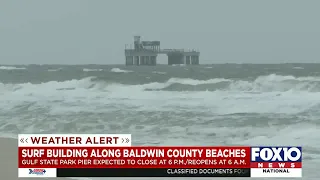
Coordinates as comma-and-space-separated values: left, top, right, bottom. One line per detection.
0, 64, 319, 180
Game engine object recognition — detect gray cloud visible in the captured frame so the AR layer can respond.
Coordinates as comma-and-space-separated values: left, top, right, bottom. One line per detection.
0, 0, 319, 64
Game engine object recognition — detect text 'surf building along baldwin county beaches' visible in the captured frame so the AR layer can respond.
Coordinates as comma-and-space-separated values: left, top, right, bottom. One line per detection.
125, 36, 200, 66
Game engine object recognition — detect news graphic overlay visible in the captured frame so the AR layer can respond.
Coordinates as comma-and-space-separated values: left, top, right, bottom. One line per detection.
18, 134, 131, 177
18, 134, 251, 177
250, 147, 302, 177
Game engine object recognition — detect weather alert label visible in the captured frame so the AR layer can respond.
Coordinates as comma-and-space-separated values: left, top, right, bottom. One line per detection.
250, 147, 302, 177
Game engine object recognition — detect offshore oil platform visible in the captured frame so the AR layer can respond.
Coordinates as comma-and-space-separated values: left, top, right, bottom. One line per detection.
124, 36, 200, 66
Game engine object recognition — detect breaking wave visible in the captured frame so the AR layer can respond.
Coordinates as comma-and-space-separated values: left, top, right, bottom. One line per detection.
110, 68, 132, 73
0, 66, 26, 70
103, 74, 320, 92
1, 67, 319, 179
83, 68, 103, 72
152, 71, 167, 75
2, 74, 320, 116
1, 74, 320, 93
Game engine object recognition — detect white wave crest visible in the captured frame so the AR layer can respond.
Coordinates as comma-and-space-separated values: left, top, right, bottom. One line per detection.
2, 74, 320, 94
152, 71, 167, 75
2, 75, 320, 116
102, 74, 320, 92
167, 77, 230, 86
228, 74, 320, 92
0, 66, 26, 70
83, 68, 103, 72
171, 64, 186, 67
0, 77, 95, 95
110, 68, 132, 73
5, 75, 317, 92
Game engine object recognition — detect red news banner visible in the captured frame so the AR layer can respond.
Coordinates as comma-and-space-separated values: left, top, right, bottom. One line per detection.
19, 147, 251, 168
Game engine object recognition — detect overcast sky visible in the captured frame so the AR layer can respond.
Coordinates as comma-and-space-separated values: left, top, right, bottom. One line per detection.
0, 0, 319, 64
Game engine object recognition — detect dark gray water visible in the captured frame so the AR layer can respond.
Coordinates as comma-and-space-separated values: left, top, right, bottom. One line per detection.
0, 64, 318, 179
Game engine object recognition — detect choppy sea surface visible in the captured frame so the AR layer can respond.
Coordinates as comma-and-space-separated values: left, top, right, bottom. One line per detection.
0, 64, 319, 180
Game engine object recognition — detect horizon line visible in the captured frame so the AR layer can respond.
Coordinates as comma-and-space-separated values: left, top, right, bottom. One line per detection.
1, 62, 320, 66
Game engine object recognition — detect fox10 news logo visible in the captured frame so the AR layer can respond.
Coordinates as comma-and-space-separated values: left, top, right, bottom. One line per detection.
250, 147, 302, 177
